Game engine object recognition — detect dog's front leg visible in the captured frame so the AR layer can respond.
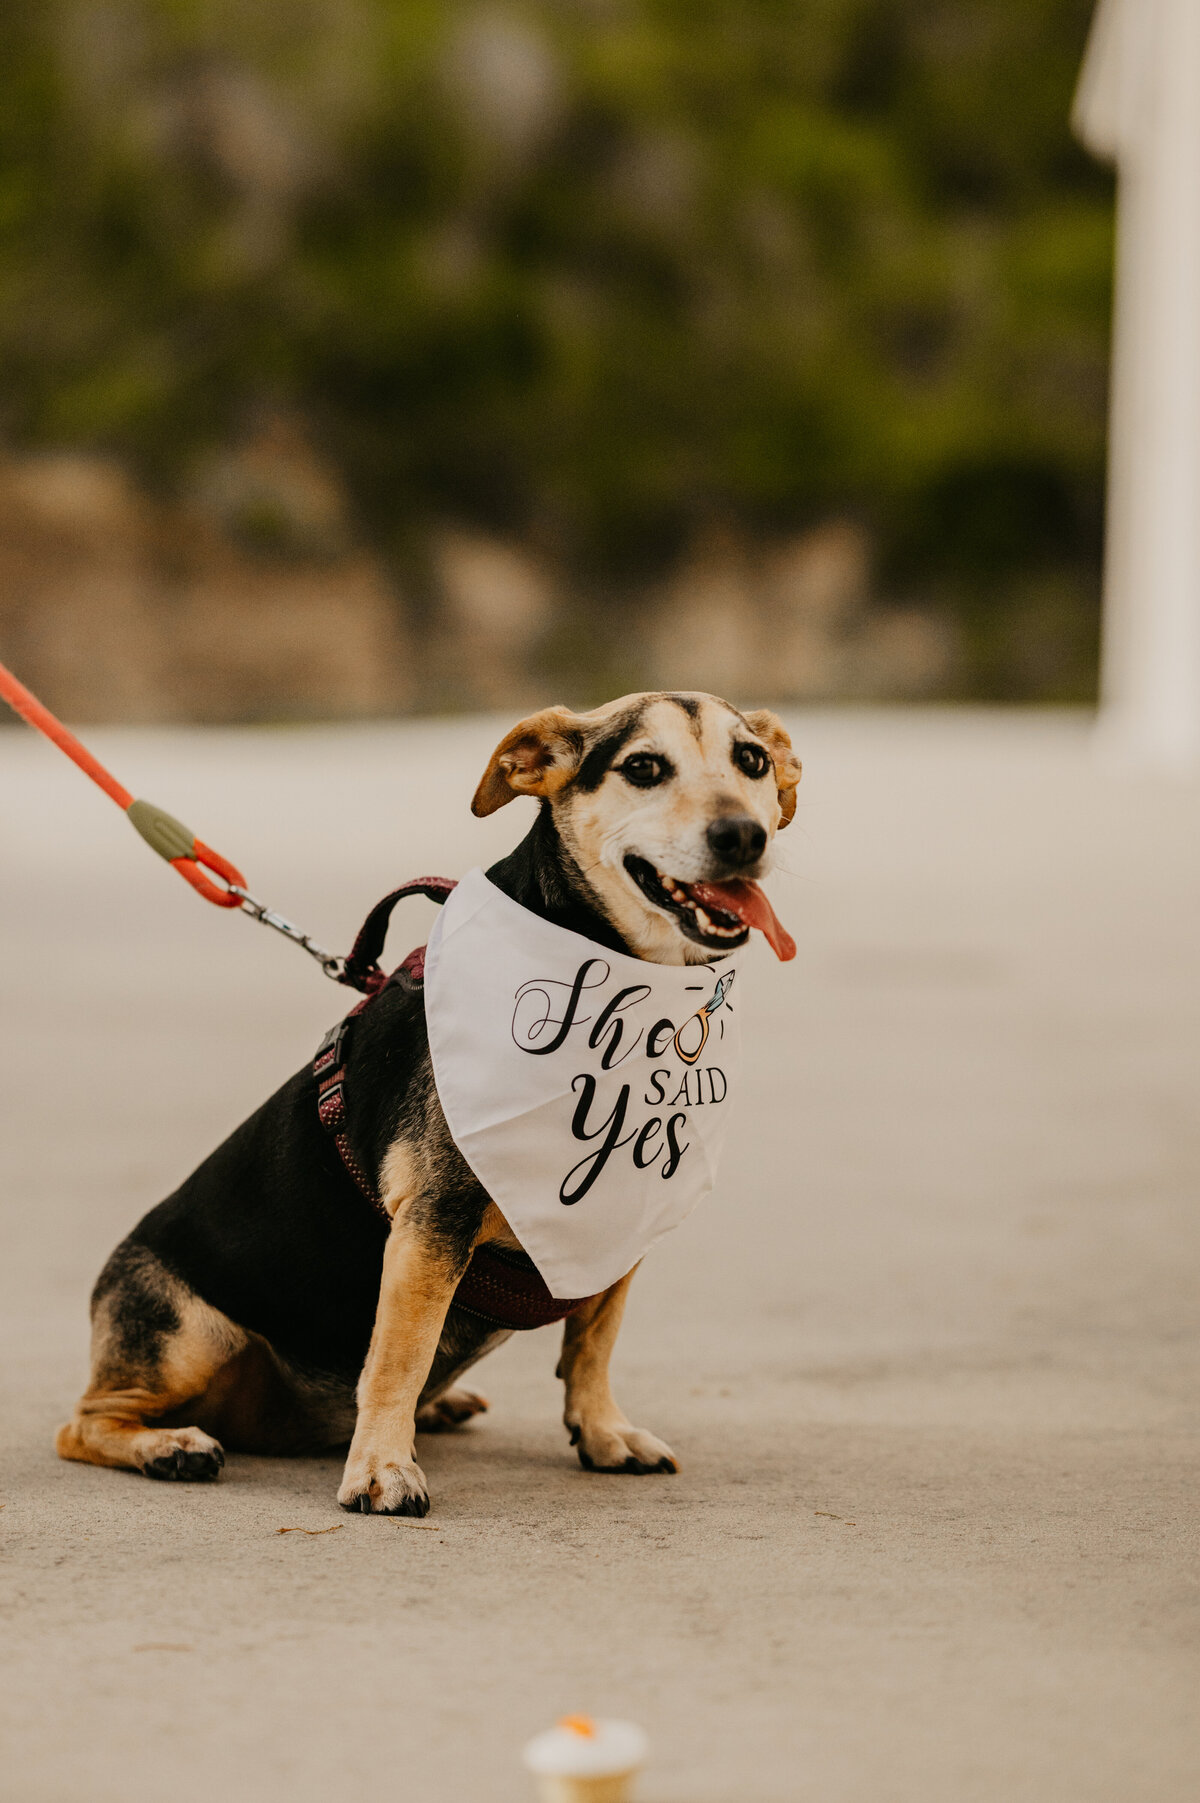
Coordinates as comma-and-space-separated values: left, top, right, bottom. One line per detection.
338, 1208, 467, 1516
558, 1268, 677, 1475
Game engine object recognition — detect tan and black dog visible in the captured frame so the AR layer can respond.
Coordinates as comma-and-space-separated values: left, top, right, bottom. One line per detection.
57, 692, 800, 1515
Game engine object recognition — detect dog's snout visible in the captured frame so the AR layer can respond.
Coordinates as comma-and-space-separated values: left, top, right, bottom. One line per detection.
706, 813, 767, 869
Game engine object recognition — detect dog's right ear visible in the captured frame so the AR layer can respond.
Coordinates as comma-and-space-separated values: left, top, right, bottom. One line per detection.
471, 707, 589, 816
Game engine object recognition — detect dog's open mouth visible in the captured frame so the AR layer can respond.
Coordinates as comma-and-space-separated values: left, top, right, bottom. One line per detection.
623, 856, 796, 960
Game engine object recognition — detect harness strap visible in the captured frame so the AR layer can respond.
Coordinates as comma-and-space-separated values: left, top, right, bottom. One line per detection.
314, 879, 592, 1331
338, 877, 458, 995
452, 1244, 585, 1329
313, 1000, 382, 1216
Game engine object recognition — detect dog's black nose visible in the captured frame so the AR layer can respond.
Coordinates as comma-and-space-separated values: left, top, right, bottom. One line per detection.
706, 814, 766, 869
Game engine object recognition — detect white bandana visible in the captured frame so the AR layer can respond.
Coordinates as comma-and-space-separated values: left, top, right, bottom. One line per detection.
424, 866, 742, 1299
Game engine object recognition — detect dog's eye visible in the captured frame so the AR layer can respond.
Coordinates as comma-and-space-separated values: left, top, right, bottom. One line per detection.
619, 753, 670, 788
733, 741, 770, 780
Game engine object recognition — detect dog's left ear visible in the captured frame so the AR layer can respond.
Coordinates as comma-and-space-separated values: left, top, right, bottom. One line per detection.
743, 708, 802, 828
472, 706, 589, 816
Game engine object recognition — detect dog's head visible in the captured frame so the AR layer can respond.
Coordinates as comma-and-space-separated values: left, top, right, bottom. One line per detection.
473, 691, 800, 964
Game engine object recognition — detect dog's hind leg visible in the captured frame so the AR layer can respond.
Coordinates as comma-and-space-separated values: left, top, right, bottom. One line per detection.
56, 1390, 228, 1480
56, 1243, 244, 1480
414, 1387, 489, 1431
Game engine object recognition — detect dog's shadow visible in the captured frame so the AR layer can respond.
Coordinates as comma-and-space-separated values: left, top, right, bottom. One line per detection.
210, 1408, 666, 1525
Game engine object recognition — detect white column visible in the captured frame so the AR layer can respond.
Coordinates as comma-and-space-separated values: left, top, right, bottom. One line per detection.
1075, 0, 1200, 770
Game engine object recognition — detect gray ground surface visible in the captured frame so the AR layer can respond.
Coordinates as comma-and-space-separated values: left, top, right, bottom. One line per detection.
1, 709, 1197, 1803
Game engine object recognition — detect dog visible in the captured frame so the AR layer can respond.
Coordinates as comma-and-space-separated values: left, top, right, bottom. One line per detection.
56, 691, 800, 1515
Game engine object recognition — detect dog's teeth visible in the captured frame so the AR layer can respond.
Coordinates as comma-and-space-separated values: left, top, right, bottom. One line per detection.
692, 908, 741, 939
650, 866, 744, 937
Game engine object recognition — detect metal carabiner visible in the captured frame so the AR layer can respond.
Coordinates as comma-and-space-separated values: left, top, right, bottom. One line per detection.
228, 885, 346, 982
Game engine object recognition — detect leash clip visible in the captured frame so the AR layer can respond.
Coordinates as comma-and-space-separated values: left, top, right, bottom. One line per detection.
230, 885, 346, 982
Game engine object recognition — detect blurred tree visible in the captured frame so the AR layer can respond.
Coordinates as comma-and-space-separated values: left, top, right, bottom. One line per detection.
0, 0, 1110, 699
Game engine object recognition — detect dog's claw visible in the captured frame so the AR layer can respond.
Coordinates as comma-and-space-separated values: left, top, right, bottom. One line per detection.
140, 1431, 225, 1483
390, 1490, 430, 1519
147, 1446, 218, 1481
572, 1426, 678, 1475
181, 1450, 221, 1480
343, 1483, 429, 1517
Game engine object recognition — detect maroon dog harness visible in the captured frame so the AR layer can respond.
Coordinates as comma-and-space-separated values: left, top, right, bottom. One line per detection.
313, 878, 593, 1332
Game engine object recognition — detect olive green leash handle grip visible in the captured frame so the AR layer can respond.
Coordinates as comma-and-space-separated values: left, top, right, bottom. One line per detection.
126, 798, 246, 907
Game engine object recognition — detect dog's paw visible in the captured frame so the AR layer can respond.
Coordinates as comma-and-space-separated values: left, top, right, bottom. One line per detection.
337, 1450, 430, 1517
141, 1426, 225, 1482
567, 1418, 678, 1475
415, 1388, 489, 1434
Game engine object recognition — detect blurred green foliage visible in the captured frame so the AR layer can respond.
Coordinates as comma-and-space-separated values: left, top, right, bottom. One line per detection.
0, 0, 1111, 697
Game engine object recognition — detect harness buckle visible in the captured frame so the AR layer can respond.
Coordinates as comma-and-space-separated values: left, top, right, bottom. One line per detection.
314, 1017, 353, 1077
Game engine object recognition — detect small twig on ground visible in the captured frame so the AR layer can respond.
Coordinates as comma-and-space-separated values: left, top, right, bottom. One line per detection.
276, 1524, 344, 1536
814, 1511, 857, 1525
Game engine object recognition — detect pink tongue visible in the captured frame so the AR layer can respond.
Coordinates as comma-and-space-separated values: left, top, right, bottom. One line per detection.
689, 879, 796, 962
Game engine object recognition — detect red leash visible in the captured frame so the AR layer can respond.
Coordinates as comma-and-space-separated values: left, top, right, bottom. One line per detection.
0, 658, 244, 905
0, 657, 347, 980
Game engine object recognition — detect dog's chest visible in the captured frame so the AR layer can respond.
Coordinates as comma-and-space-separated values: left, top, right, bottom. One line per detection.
423, 867, 743, 1301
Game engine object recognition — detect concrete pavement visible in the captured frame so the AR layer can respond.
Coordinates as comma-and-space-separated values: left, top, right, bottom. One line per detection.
1, 709, 1197, 1802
